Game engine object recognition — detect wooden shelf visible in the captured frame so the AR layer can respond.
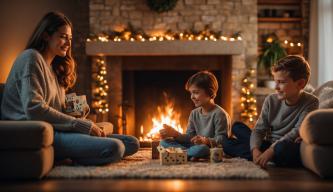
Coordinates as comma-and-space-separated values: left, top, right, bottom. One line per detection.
258, 0, 301, 5
258, 17, 302, 22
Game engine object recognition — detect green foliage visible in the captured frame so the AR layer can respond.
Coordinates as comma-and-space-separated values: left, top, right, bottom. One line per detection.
147, 0, 178, 13
258, 33, 287, 74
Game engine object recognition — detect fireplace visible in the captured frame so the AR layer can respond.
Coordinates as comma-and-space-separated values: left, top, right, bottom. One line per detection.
87, 41, 245, 137
123, 70, 222, 139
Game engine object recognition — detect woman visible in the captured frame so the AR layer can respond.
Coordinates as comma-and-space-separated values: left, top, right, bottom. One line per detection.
1, 11, 139, 165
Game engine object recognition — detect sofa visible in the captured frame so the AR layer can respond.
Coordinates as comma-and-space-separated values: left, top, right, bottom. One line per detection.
0, 83, 54, 179
300, 81, 333, 178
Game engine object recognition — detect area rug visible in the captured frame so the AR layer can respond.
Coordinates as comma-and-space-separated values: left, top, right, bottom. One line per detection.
47, 149, 269, 179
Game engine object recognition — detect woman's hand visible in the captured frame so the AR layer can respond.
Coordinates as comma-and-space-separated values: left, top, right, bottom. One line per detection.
159, 124, 180, 139
90, 123, 106, 137
191, 135, 210, 146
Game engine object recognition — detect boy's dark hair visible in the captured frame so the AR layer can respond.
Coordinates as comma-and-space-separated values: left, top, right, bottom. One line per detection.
185, 71, 218, 99
272, 55, 311, 83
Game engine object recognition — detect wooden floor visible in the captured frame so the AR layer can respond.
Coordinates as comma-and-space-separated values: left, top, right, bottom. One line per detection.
1, 167, 333, 192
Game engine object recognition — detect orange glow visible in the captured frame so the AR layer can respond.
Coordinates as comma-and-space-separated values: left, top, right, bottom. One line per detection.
139, 99, 183, 142
0, 53, 17, 83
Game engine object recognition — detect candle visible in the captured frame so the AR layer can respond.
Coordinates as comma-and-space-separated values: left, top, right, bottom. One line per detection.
152, 140, 160, 159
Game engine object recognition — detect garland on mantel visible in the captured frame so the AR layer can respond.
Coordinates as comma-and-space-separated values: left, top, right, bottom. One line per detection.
87, 24, 243, 42
147, 0, 179, 13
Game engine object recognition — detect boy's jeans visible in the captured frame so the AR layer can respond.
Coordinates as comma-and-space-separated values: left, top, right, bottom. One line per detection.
54, 132, 139, 165
222, 122, 302, 167
160, 139, 210, 158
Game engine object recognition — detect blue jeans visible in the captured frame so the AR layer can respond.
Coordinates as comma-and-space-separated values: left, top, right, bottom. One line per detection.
54, 132, 140, 165
160, 139, 210, 158
222, 122, 302, 167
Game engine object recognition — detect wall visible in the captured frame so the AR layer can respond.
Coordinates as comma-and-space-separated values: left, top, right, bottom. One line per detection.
257, 0, 310, 58
90, 0, 258, 68
89, 0, 258, 126
0, 0, 90, 99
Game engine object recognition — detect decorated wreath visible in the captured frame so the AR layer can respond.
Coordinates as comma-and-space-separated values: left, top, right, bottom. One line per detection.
147, 0, 178, 13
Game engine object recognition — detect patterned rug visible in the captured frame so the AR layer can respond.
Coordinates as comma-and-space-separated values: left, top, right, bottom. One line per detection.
47, 149, 269, 179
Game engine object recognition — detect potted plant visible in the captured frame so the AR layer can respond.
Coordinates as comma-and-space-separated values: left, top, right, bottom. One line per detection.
258, 33, 287, 89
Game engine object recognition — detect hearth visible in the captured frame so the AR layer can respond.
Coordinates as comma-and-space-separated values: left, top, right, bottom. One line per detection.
86, 41, 245, 136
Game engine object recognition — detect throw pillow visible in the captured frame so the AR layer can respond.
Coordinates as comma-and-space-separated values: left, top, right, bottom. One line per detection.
318, 87, 333, 109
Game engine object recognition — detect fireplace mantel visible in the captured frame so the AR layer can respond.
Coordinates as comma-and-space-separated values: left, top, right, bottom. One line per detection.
86, 41, 246, 135
86, 41, 244, 56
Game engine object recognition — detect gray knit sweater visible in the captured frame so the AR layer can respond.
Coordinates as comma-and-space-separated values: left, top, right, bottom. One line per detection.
250, 91, 319, 150
1, 49, 92, 134
176, 104, 231, 146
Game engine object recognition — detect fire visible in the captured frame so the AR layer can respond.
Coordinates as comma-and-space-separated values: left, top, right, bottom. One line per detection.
140, 100, 183, 142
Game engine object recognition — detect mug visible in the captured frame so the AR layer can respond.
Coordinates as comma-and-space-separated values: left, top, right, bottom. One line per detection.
65, 93, 90, 118
210, 147, 223, 163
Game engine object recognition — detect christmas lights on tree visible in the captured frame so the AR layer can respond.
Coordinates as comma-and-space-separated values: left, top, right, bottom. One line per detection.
240, 69, 258, 126
92, 57, 109, 114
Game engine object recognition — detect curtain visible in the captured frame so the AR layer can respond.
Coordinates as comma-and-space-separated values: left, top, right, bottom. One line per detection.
309, 0, 333, 87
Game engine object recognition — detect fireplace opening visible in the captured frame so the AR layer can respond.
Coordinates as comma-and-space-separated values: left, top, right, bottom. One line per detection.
123, 70, 222, 138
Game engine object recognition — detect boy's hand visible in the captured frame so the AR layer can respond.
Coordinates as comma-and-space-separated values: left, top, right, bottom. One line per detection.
256, 147, 274, 168
159, 124, 180, 139
190, 135, 210, 146
252, 148, 262, 163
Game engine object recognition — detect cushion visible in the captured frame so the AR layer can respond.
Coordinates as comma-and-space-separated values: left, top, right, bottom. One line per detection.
317, 87, 333, 109
0, 121, 53, 149
300, 109, 333, 145
0, 146, 54, 179
313, 80, 333, 97
301, 142, 333, 178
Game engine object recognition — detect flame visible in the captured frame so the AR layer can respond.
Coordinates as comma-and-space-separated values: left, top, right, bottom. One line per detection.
140, 99, 183, 142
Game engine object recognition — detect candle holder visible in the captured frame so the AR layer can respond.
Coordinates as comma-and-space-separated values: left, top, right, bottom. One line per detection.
139, 141, 152, 148
151, 140, 160, 159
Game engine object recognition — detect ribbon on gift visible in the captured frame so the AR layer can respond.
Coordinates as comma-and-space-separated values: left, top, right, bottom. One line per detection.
157, 146, 183, 154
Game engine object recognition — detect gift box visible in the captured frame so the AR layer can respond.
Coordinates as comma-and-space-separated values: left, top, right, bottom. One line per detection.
157, 146, 187, 165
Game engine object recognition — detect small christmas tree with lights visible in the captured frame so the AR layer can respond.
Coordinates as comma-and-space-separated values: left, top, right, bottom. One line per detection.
92, 57, 109, 115
240, 69, 258, 127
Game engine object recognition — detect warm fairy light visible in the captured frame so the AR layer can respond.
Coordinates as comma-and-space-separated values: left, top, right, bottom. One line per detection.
266, 37, 273, 43
283, 39, 302, 48
240, 69, 257, 125
92, 57, 109, 114
87, 31, 243, 43
139, 99, 183, 142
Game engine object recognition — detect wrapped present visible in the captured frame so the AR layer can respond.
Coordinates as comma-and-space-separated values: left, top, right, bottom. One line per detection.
157, 146, 187, 165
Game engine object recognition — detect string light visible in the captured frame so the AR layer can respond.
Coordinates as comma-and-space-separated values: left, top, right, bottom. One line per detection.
283, 40, 302, 47
240, 69, 257, 126
86, 30, 242, 43
92, 57, 109, 114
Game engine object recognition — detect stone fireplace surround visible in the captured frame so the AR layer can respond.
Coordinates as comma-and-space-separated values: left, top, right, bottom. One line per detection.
87, 41, 245, 136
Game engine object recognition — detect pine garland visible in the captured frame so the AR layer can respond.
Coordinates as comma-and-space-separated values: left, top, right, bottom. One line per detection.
147, 0, 178, 13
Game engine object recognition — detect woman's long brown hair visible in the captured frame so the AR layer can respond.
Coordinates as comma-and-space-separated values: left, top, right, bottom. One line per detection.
26, 11, 76, 90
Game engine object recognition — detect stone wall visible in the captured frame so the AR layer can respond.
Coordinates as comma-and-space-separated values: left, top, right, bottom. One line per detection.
89, 0, 258, 125
90, 0, 257, 67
